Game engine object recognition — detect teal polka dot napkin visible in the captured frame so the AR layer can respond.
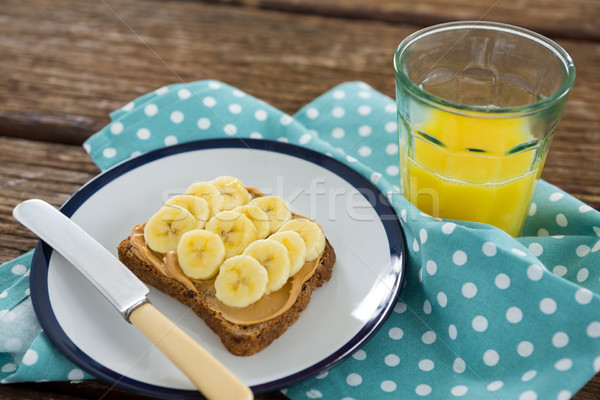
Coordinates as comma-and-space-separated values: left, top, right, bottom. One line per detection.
2, 80, 600, 400
0, 251, 92, 382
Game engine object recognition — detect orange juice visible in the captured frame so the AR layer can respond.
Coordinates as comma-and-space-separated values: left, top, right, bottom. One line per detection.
394, 22, 575, 237
399, 108, 549, 236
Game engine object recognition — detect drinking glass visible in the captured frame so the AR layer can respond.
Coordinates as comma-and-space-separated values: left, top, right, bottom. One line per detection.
393, 21, 576, 236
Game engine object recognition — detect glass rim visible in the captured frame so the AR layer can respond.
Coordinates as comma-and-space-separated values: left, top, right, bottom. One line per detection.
393, 21, 576, 116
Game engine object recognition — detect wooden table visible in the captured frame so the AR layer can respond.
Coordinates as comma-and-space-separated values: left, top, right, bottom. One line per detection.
1, 0, 599, 398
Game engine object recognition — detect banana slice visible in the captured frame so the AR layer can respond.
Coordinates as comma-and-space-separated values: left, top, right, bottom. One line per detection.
243, 239, 291, 293
210, 176, 252, 211
268, 231, 307, 276
144, 205, 198, 254
233, 204, 270, 239
214, 255, 268, 308
249, 196, 292, 233
165, 195, 210, 227
184, 181, 224, 217
277, 219, 325, 262
204, 210, 257, 258
177, 230, 226, 280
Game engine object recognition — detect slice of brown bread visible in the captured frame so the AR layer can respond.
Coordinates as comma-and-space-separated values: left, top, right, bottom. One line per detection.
117, 237, 335, 356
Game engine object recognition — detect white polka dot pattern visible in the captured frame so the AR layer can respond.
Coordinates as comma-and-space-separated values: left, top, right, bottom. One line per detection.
0, 249, 95, 381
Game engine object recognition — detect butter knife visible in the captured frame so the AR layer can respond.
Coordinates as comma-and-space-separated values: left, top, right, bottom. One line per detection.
13, 199, 253, 400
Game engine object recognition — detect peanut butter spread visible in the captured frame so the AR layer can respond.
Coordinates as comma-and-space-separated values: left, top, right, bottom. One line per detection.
129, 186, 322, 326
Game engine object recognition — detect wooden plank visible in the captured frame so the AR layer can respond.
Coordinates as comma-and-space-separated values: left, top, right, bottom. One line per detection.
217, 0, 600, 40
1, 0, 598, 140
0, 380, 287, 400
0, 138, 99, 260
578, 377, 600, 400
1, 0, 599, 208
0, 381, 152, 400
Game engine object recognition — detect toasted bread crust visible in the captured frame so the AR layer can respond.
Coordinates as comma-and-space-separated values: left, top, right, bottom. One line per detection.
117, 238, 335, 356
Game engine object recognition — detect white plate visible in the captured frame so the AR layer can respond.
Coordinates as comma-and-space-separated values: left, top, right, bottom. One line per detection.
31, 139, 406, 398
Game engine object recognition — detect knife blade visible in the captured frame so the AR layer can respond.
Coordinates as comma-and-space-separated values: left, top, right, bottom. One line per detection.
14, 198, 149, 319
13, 199, 253, 400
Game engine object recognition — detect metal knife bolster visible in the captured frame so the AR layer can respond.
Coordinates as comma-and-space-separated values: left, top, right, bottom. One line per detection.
122, 298, 151, 321
13, 199, 150, 320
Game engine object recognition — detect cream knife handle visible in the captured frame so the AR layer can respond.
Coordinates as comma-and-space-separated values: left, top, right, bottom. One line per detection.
129, 303, 253, 400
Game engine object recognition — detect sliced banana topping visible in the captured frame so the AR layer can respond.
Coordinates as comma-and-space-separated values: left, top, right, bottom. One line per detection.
233, 204, 270, 239
185, 181, 224, 217
268, 231, 307, 276
210, 176, 252, 211
243, 239, 291, 294
277, 219, 325, 262
249, 195, 292, 234
143, 176, 329, 309
165, 194, 210, 228
205, 210, 257, 258
177, 230, 226, 280
144, 205, 198, 254
215, 255, 268, 308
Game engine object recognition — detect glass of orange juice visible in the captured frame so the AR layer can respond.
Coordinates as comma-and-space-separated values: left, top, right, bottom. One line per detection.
393, 21, 576, 236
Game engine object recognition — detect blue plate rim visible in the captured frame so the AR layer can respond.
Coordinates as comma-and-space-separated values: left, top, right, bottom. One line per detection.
30, 138, 406, 399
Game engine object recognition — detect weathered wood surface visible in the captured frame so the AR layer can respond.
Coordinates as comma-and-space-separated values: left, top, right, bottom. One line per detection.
1, 0, 600, 398
0, 379, 287, 400
2, 0, 599, 207
217, 0, 600, 40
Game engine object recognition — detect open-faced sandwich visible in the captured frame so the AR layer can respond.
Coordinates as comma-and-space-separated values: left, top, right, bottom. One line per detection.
117, 176, 336, 356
